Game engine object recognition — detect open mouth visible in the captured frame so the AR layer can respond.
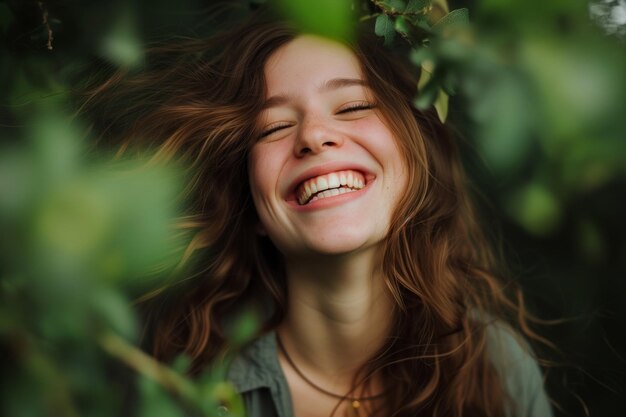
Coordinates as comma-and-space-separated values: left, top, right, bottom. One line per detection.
296, 170, 366, 206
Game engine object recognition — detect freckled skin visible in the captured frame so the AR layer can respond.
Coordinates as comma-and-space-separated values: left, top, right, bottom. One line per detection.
248, 35, 408, 258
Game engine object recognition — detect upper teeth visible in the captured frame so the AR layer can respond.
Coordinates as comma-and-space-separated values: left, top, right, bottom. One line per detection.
297, 170, 365, 205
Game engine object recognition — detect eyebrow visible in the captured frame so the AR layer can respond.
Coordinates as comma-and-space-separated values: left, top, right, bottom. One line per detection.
320, 77, 367, 92
261, 77, 368, 110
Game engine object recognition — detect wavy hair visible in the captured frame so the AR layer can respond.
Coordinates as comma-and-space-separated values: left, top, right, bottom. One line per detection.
81, 11, 547, 417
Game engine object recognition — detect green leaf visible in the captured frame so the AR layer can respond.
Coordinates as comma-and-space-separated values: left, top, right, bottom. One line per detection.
29, 107, 84, 187
405, 0, 432, 14
137, 377, 186, 417
92, 289, 137, 340
432, 0, 450, 14
417, 60, 434, 90
413, 79, 439, 109
433, 88, 449, 122
227, 309, 261, 346
171, 355, 192, 375
0, 148, 37, 221
100, 8, 144, 69
441, 71, 457, 95
274, 0, 354, 41
407, 16, 433, 32
210, 382, 246, 417
394, 16, 410, 35
432, 7, 469, 32
409, 47, 434, 66
378, 0, 407, 12
375, 14, 396, 46
34, 181, 112, 261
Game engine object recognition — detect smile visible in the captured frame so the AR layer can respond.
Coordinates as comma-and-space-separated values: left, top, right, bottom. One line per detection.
296, 170, 365, 205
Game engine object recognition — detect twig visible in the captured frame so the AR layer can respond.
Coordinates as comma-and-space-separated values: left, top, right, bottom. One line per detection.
37, 1, 54, 50
98, 331, 197, 401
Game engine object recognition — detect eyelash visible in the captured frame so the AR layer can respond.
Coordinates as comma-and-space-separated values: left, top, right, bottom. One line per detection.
260, 122, 293, 138
337, 101, 376, 114
259, 102, 376, 138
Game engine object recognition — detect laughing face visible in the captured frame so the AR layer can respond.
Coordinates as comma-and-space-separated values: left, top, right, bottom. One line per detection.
248, 35, 408, 257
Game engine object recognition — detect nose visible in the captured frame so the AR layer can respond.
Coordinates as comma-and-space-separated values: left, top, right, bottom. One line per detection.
293, 115, 344, 157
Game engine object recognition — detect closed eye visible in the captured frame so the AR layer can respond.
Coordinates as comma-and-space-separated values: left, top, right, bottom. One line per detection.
336, 101, 376, 114
260, 122, 293, 138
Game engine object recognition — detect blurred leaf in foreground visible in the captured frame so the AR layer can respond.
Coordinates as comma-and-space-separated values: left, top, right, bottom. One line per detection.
272, 0, 355, 41
100, 6, 145, 69
0, 95, 193, 416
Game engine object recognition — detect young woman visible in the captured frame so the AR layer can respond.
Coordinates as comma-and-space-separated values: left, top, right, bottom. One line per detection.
84, 11, 552, 417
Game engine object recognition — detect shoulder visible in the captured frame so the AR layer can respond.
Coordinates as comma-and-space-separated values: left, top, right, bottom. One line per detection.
484, 321, 553, 417
227, 331, 292, 417
228, 331, 279, 392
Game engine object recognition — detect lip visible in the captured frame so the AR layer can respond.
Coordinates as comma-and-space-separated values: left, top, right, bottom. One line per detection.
284, 161, 376, 203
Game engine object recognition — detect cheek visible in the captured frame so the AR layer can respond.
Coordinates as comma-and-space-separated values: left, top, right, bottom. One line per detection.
248, 144, 285, 210
360, 120, 409, 196
248, 148, 270, 204
356, 119, 405, 167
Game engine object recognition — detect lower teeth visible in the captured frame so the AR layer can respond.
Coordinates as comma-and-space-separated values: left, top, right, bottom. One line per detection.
307, 187, 357, 204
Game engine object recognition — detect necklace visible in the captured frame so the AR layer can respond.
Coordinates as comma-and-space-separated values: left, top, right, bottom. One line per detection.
276, 335, 384, 417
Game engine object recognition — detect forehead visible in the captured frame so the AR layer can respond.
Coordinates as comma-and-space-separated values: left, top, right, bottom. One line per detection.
263, 35, 363, 95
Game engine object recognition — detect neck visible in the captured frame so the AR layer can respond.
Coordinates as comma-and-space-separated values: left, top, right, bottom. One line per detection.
277, 247, 393, 392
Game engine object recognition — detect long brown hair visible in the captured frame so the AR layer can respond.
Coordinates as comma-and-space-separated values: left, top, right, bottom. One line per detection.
81, 11, 546, 417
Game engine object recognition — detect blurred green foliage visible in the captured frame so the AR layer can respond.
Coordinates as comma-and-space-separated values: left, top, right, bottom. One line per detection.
274, 0, 355, 40
1, 0, 624, 416
0, 95, 249, 416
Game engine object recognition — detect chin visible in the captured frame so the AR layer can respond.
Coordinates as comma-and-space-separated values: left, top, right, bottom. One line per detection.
264, 222, 388, 258
302, 233, 380, 256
